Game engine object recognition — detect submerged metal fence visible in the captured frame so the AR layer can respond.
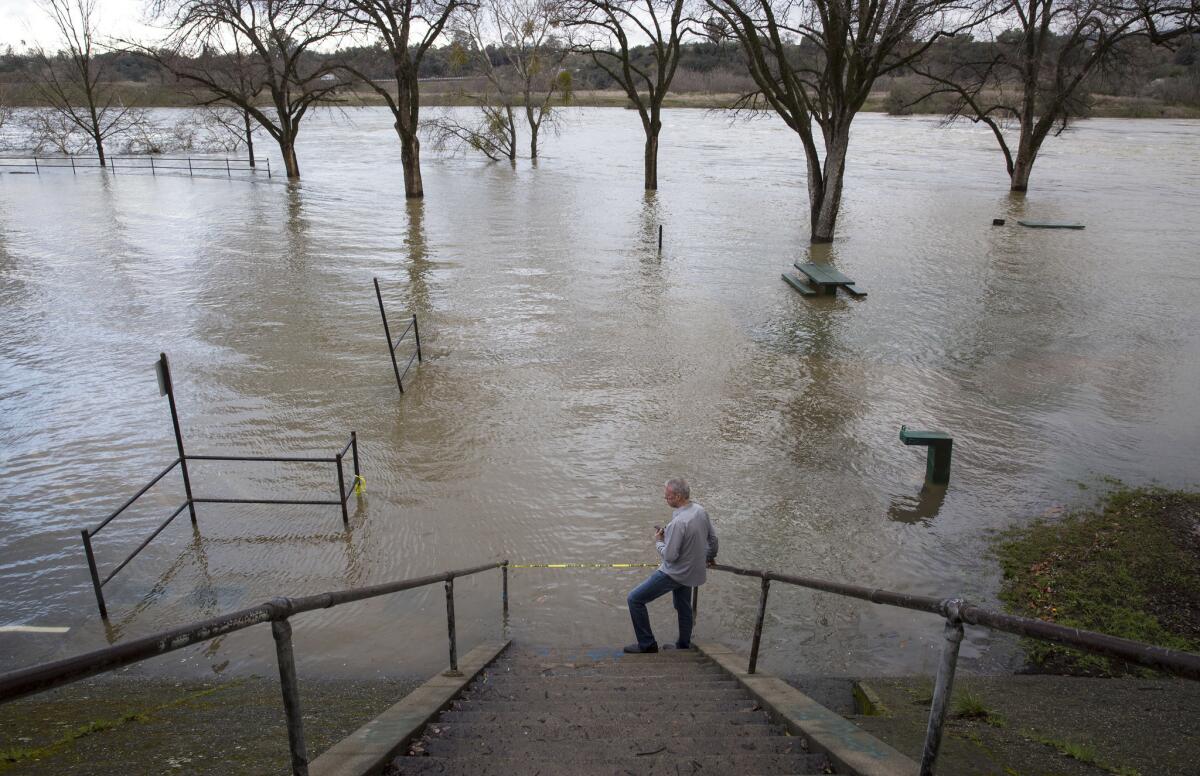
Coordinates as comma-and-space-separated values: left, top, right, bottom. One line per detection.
0, 154, 269, 178
711, 562, 1200, 776
0, 561, 508, 776
82, 353, 362, 620
373, 277, 423, 395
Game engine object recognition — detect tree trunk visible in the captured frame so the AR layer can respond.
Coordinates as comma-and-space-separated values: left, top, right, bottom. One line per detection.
244, 109, 255, 168
1010, 115, 1040, 192
643, 128, 659, 191
528, 108, 540, 161
808, 129, 850, 243
399, 126, 423, 198
279, 137, 300, 179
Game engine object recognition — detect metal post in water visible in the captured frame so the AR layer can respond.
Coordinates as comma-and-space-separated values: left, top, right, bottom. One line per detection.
271, 618, 309, 776
920, 604, 966, 776
350, 431, 361, 498
748, 576, 771, 674
658, 224, 663, 252
70, 157, 76, 175
187, 157, 192, 176
226, 158, 231, 177
501, 562, 509, 619
150, 157, 155, 176
335, 452, 348, 523
412, 315, 422, 362
159, 354, 197, 523
267, 158, 272, 179
374, 278, 405, 394
444, 577, 460, 676
81, 530, 108, 619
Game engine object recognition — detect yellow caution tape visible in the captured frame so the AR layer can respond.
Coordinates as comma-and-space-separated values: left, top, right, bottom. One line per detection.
353, 475, 366, 495
508, 563, 659, 569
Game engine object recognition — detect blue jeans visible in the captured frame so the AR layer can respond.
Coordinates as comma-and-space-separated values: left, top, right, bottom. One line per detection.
627, 570, 693, 649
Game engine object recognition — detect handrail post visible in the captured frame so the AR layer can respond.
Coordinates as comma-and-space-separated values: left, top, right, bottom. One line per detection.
271, 617, 309, 776
335, 452, 348, 523
443, 577, 461, 676
70, 156, 75, 175
81, 530, 108, 619
749, 576, 771, 674
920, 601, 965, 776
159, 354, 197, 523
374, 278, 404, 394
412, 314, 422, 362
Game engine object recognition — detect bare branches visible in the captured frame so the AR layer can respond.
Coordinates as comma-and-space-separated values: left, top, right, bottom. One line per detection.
334, 0, 474, 196
707, 0, 982, 241
137, 0, 348, 177
559, 0, 691, 188
22, 0, 146, 163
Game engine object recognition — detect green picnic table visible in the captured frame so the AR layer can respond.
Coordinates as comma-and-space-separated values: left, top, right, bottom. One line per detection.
782, 262, 867, 297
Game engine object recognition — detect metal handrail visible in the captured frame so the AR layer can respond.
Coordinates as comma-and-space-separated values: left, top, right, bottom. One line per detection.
0, 560, 509, 776
373, 277, 423, 395
712, 562, 1200, 776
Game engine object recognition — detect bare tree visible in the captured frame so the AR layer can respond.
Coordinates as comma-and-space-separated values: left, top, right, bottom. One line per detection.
24, 0, 144, 163
914, 0, 1199, 192
336, 0, 472, 197
141, 0, 346, 178
448, 0, 573, 159
706, 0, 979, 242
562, 0, 689, 189
493, 0, 573, 158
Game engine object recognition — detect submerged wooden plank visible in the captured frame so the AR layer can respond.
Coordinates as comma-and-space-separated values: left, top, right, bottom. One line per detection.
781, 273, 817, 295
1017, 220, 1086, 229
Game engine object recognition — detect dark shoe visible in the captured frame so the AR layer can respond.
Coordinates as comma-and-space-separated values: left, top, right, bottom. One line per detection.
663, 642, 692, 650
623, 643, 659, 654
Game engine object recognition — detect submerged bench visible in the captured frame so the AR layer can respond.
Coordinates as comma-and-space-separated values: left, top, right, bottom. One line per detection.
1017, 221, 1085, 230
900, 425, 953, 486
783, 262, 867, 298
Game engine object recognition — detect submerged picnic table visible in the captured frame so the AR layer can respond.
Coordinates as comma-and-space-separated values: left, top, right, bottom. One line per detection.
782, 262, 867, 297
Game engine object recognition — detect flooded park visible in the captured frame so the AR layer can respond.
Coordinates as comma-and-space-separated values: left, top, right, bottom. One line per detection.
1, 107, 1199, 684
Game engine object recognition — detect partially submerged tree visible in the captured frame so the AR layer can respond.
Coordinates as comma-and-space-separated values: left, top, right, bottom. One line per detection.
706, 0, 979, 242
441, 0, 573, 160
562, 0, 689, 189
143, 0, 346, 178
913, 0, 1199, 192
336, 0, 472, 197
25, 0, 145, 163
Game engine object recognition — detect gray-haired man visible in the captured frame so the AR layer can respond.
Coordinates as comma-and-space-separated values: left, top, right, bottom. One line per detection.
624, 478, 719, 654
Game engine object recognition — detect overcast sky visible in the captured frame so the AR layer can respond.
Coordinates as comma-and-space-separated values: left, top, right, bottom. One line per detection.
1, 0, 162, 50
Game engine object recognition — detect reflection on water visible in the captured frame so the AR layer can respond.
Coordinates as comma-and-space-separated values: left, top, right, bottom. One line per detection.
1, 109, 1199, 681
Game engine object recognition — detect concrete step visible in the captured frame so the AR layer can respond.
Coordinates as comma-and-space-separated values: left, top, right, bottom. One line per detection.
449, 698, 762, 714
478, 674, 736, 689
496, 648, 709, 663
436, 709, 772, 727
462, 683, 745, 700
418, 735, 814, 759
487, 663, 725, 677
424, 721, 783, 740
387, 754, 828, 775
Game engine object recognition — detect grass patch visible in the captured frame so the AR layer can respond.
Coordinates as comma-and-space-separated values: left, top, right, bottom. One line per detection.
1023, 730, 1142, 776
952, 689, 991, 719
994, 486, 1200, 676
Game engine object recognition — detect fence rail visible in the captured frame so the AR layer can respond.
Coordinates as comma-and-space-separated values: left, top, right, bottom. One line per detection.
0, 154, 270, 178
81, 353, 362, 620
373, 277, 423, 394
0, 561, 508, 776
711, 562, 1200, 776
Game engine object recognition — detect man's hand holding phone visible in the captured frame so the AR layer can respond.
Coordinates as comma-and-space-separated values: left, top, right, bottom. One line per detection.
654, 525, 665, 542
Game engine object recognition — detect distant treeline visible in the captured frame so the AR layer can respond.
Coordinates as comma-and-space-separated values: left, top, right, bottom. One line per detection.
2, 35, 1197, 110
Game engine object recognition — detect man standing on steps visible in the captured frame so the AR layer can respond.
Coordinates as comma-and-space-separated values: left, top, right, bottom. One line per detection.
625, 478, 719, 654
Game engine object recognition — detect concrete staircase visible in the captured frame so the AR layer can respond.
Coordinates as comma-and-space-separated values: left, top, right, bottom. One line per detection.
384, 645, 833, 775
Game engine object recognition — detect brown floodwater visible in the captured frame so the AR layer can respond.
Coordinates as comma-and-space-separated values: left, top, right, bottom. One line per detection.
1, 108, 1198, 683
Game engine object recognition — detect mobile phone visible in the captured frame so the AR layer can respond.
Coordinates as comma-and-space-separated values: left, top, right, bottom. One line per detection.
654, 525, 663, 532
